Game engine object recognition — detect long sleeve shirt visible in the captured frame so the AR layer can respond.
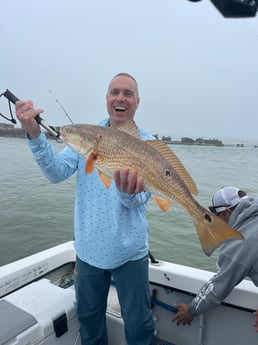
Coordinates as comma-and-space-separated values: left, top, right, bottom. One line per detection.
27, 118, 154, 269
188, 197, 258, 316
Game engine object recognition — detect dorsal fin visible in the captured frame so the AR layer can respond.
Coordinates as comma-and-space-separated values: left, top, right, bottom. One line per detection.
145, 140, 198, 196
116, 120, 141, 139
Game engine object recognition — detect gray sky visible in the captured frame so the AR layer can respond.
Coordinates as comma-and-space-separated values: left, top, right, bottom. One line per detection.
1, 0, 258, 142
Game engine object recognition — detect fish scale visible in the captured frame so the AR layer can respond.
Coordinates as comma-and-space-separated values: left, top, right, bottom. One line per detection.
96, 132, 188, 199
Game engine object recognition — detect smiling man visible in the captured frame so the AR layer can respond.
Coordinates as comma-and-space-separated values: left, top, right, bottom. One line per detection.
106, 73, 140, 127
15, 72, 155, 345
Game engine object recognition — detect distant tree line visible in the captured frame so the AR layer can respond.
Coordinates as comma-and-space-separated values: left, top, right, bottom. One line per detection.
182, 137, 224, 146
152, 133, 224, 146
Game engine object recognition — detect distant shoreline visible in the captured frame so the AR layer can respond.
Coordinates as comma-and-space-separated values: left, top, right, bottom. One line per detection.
0, 125, 55, 140
0, 124, 251, 147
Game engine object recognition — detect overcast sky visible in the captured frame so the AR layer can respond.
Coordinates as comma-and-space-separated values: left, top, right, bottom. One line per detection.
1, 0, 258, 142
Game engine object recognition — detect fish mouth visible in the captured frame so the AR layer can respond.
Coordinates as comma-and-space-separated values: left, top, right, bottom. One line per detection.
59, 128, 69, 143
60, 134, 66, 142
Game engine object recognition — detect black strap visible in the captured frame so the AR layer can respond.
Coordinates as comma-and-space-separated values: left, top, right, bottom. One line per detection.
0, 93, 17, 124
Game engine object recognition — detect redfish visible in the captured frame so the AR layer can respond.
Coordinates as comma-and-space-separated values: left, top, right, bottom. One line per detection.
60, 120, 243, 256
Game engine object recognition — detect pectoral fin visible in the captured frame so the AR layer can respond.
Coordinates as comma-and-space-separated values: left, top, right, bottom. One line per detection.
85, 154, 96, 173
154, 196, 172, 212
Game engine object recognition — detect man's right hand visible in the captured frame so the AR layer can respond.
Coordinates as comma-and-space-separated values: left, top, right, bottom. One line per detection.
16, 100, 44, 139
173, 303, 194, 326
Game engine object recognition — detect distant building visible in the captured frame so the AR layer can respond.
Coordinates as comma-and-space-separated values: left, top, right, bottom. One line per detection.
181, 137, 194, 144
161, 135, 172, 143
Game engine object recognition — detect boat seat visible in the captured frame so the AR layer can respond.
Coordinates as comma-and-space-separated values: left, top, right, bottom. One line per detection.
0, 299, 37, 345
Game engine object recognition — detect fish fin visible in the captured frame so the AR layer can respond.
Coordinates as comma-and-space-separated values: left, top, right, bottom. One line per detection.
85, 154, 96, 173
154, 196, 172, 212
98, 170, 112, 189
146, 140, 198, 195
116, 120, 142, 139
193, 209, 244, 256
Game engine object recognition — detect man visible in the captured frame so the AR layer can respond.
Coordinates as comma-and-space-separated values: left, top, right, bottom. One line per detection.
15, 73, 154, 345
173, 186, 258, 328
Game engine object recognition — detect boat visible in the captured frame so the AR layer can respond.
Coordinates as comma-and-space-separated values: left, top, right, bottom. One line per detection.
0, 241, 257, 345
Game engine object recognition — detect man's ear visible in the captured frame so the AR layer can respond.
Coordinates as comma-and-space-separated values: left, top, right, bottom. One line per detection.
136, 97, 140, 109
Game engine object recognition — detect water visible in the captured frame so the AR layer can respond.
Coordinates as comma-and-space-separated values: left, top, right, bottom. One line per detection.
1, 137, 257, 272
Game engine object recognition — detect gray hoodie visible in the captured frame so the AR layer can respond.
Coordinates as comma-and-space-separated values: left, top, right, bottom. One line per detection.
189, 197, 258, 316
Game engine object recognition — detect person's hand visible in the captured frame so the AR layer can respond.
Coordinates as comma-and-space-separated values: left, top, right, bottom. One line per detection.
172, 303, 194, 326
16, 100, 44, 139
253, 310, 258, 332
114, 169, 144, 194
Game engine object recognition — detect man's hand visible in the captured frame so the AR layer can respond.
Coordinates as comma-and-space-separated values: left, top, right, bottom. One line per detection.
114, 169, 144, 194
16, 100, 44, 139
173, 303, 194, 326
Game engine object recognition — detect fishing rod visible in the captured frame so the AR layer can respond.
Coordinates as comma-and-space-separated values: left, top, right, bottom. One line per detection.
0, 89, 62, 142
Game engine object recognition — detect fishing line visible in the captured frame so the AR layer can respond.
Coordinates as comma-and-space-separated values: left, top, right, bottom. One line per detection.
48, 89, 74, 124
241, 19, 258, 38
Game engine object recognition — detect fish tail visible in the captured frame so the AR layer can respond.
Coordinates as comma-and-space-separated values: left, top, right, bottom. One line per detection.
193, 210, 244, 256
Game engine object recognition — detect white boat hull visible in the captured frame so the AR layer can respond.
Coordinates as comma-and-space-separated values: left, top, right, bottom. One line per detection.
0, 241, 257, 345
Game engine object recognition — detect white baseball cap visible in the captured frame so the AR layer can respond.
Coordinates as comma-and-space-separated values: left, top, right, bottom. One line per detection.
209, 187, 247, 214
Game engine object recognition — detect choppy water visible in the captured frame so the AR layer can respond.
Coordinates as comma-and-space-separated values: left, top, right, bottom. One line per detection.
1, 137, 257, 271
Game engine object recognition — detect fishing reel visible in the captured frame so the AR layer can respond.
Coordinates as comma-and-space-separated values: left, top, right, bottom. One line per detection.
0, 89, 62, 142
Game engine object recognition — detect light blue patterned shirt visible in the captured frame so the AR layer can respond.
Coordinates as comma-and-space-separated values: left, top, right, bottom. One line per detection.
27, 119, 153, 269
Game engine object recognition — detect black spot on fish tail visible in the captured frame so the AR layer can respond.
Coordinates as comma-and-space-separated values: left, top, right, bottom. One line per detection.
165, 169, 171, 176
205, 213, 212, 223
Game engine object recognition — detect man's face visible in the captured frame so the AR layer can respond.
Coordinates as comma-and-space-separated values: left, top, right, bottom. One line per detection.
106, 75, 140, 127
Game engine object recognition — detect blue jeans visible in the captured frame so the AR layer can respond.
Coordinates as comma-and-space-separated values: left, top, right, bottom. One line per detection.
74, 255, 154, 345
